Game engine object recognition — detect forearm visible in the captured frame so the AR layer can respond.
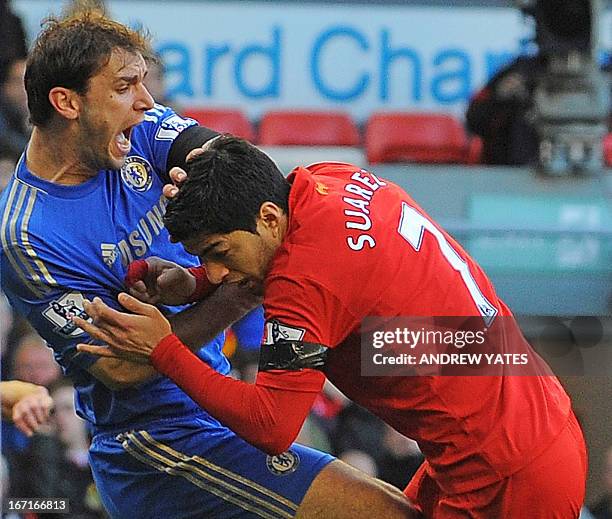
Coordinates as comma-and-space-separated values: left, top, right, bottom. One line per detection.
152, 334, 324, 454
87, 356, 157, 391
1, 381, 47, 418
169, 282, 262, 351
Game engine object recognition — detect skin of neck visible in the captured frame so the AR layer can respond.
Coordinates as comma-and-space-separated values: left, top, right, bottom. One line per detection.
26, 125, 97, 185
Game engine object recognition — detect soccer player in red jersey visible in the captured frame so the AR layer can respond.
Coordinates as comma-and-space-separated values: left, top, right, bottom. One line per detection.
77, 136, 587, 518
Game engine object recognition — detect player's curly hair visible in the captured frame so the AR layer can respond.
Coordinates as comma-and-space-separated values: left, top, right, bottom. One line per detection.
164, 135, 291, 242
25, 10, 152, 127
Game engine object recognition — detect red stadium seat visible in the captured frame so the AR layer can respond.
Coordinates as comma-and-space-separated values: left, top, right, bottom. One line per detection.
603, 133, 612, 167
466, 135, 483, 165
365, 112, 469, 164
182, 108, 255, 141
258, 110, 360, 146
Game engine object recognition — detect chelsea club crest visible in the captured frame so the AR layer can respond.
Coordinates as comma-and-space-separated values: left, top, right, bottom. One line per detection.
266, 450, 300, 476
121, 156, 153, 192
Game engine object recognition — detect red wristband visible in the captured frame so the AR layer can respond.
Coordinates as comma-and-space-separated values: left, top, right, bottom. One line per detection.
125, 259, 148, 288
187, 265, 217, 301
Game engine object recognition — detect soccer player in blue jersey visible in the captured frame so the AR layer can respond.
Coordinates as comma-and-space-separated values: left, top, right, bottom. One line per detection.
0, 10, 414, 519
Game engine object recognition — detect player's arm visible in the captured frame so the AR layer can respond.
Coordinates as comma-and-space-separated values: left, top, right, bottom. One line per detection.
74, 293, 326, 454
85, 119, 236, 388
153, 278, 343, 453
1, 380, 50, 417
166, 124, 220, 171
84, 279, 260, 390
152, 333, 326, 454
168, 281, 261, 350
125, 258, 261, 347
85, 356, 157, 391
83, 284, 242, 389
76, 315, 159, 391
144, 104, 221, 179
1, 380, 54, 436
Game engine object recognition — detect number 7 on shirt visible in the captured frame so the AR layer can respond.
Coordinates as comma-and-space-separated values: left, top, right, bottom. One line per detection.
397, 202, 498, 325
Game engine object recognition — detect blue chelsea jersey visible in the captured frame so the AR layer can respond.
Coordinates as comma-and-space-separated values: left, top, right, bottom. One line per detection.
0, 104, 230, 431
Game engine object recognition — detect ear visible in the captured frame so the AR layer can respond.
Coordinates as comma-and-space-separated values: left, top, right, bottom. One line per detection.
258, 202, 284, 236
48, 87, 81, 121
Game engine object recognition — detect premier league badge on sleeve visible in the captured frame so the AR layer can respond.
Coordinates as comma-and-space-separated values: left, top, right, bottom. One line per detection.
263, 320, 306, 345
154, 114, 195, 141
43, 292, 91, 338
121, 156, 153, 192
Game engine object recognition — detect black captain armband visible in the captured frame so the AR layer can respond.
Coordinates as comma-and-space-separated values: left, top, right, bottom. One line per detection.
166, 125, 221, 171
258, 341, 329, 372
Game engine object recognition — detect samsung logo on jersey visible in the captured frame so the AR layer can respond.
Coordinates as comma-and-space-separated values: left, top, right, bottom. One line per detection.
115, 194, 168, 266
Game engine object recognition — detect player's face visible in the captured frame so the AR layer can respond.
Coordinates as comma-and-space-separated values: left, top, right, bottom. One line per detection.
182, 204, 287, 289
183, 230, 270, 290
77, 48, 154, 171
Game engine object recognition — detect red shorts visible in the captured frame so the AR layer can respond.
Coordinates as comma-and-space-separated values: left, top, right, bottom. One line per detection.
404, 412, 587, 518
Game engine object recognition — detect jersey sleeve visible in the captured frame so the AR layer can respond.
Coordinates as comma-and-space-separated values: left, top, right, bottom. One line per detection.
135, 103, 199, 180
0, 255, 122, 376
264, 273, 359, 348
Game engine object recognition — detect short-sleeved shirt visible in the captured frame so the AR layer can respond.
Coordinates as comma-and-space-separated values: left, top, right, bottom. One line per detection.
0, 104, 229, 432
261, 162, 571, 494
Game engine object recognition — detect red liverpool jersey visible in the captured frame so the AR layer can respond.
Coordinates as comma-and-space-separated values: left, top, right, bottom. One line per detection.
262, 162, 572, 494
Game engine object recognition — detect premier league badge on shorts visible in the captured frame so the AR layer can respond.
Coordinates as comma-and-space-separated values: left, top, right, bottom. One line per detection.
121, 156, 153, 192
266, 450, 300, 476
43, 292, 91, 338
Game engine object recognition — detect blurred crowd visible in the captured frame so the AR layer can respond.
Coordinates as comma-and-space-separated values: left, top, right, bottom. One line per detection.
1, 311, 109, 518
0, 0, 29, 191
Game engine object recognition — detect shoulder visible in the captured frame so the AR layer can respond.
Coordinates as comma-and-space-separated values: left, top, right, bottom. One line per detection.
134, 104, 198, 143
0, 178, 45, 250
288, 162, 390, 248
272, 167, 388, 291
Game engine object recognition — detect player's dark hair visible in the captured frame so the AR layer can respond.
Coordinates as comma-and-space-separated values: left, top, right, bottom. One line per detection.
25, 10, 152, 127
164, 135, 291, 242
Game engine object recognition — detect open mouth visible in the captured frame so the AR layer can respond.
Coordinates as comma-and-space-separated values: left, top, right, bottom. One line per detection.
113, 125, 134, 156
